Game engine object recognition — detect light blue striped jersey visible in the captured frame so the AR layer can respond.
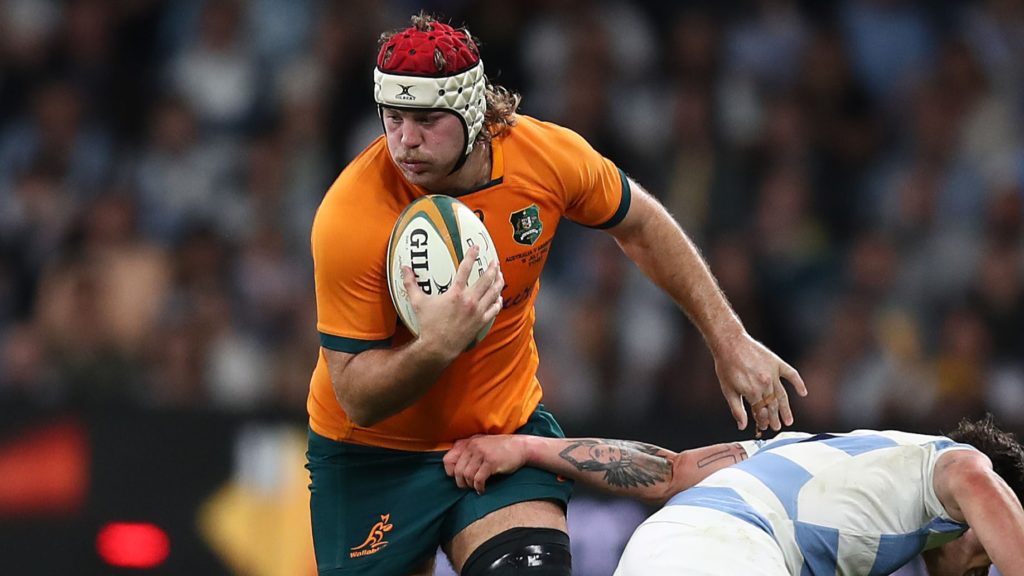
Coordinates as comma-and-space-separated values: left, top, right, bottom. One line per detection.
666, 430, 976, 575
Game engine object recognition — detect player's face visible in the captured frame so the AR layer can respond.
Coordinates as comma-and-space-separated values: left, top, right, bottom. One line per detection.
382, 107, 465, 189
588, 445, 624, 463
923, 529, 991, 576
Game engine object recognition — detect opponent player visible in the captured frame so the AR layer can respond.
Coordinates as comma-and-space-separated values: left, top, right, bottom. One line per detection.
306, 12, 806, 576
444, 415, 1024, 575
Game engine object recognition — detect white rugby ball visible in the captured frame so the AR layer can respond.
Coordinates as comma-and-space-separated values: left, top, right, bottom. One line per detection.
386, 195, 500, 345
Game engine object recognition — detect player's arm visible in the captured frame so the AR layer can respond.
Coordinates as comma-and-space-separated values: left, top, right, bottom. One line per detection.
604, 178, 807, 432
328, 247, 503, 427
933, 449, 1024, 575
443, 434, 751, 506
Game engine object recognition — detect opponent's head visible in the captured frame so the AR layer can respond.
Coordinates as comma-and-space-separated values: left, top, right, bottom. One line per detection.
923, 528, 991, 576
923, 415, 1024, 576
375, 14, 486, 165
945, 414, 1024, 509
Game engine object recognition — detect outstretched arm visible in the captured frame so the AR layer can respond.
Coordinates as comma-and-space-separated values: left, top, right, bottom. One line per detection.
442, 435, 751, 506
605, 179, 807, 432
933, 450, 1024, 576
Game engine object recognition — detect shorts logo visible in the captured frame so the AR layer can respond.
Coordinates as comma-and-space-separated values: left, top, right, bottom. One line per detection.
510, 205, 543, 246
350, 513, 394, 558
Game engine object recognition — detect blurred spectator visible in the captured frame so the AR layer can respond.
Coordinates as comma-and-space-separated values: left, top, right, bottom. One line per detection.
0, 322, 59, 404
0, 78, 112, 199
34, 192, 169, 404
167, 0, 263, 133
969, 239, 1024, 363
133, 95, 241, 244
51, 0, 117, 124
0, 163, 77, 318
930, 303, 991, 425
839, 0, 936, 107
0, 0, 60, 126
751, 162, 831, 353
964, 0, 1024, 106
799, 27, 882, 245
246, 0, 315, 71
724, 0, 809, 93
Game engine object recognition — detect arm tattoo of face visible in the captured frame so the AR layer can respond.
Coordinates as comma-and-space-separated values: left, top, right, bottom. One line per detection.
558, 440, 671, 489
696, 444, 748, 468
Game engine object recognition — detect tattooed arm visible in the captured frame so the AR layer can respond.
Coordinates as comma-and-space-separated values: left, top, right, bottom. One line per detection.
443, 435, 751, 506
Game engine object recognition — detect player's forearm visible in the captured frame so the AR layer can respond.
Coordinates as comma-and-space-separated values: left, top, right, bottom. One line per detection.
328, 339, 451, 427
522, 437, 751, 506
523, 436, 678, 505
611, 185, 744, 352
669, 442, 751, 494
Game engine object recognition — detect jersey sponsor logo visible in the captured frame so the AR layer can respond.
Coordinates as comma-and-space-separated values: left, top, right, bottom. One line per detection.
502, 285, 533, 309
350, 513, 394, 558
395, 84, 416, 101
510, 205, 543, 246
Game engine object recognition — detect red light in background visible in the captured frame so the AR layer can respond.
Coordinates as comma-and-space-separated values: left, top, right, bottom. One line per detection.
0, 420, 89, 516
96, 522, 170, 569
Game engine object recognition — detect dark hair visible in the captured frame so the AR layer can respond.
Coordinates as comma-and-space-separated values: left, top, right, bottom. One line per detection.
378, 12, 520, 142
945, 414, 1024, 504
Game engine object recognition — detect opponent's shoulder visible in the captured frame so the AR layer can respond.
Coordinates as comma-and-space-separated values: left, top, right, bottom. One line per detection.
848, 429, 961, 448
935, 445, 991, 473
931, 447, 996, 522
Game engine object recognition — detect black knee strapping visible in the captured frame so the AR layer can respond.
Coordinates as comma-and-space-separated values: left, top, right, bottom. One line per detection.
461, 527, 571, 576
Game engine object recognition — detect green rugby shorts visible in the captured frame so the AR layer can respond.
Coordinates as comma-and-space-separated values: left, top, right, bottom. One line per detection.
306, 405, 573, 575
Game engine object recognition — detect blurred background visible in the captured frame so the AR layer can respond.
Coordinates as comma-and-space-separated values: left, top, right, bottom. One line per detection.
0, 0, 1021, 574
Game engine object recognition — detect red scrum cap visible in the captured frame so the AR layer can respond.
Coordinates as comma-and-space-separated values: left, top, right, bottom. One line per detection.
374, 18, 487, 157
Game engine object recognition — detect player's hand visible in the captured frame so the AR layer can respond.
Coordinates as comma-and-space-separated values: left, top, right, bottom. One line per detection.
443, 434, 529, 494
712, 331, 807, 433
403, 245, 504, 361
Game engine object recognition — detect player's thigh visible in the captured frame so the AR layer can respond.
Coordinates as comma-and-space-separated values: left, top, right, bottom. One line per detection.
441, 406, 573, 573
306, 429, 460, 576
614, 506, 788, 576
446, 499, 566, 573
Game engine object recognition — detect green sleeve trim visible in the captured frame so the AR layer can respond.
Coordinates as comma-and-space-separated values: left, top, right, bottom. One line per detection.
319, 332, 391, 353
589, 168, 632, 230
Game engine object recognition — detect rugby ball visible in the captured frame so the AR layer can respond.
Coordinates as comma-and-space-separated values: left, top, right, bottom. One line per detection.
386, 195, 499, 345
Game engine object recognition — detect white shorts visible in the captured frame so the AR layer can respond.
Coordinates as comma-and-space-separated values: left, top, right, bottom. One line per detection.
613, 505, 789, 576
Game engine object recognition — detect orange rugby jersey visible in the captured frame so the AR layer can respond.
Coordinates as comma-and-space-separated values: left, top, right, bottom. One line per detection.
308, 115, 631, 451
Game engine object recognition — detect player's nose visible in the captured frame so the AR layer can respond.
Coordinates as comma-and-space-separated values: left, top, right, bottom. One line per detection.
400, 122, 422, 147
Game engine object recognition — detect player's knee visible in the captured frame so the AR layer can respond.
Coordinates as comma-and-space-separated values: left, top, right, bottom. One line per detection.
461, 527, 571, 576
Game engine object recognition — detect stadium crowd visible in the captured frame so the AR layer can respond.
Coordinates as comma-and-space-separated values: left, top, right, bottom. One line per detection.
0, 0, 1022, 446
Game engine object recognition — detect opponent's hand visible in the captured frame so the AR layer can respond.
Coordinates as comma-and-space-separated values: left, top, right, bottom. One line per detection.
443, 434, 529, 494
403, 245, 504, 361
713, 331, 807, 433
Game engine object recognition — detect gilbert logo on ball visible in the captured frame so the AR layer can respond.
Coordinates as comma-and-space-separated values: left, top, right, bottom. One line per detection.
386, 195, 499, 345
